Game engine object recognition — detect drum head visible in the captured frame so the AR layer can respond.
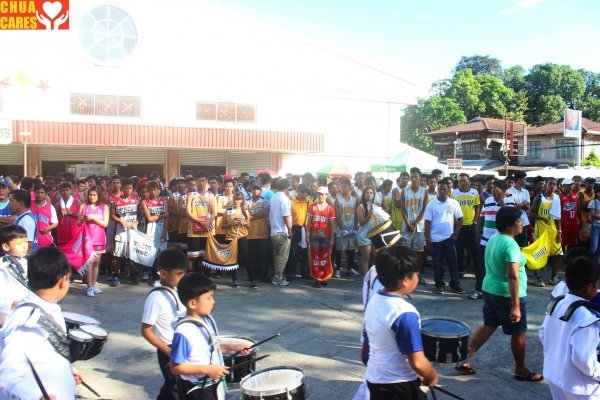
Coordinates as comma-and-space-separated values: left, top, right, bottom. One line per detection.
62, 311, 99, 326
421, 318, 470, 338
81, 325, 108, 339
220, 336, 256, 355
240, 367, 304, 396
69, 329, 93, 342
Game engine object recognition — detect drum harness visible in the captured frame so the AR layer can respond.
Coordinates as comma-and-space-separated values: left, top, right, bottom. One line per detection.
2, 255, 29, 289
148, 286, 183, 315
546, 295, 600, 321
174, 315, 224, 395
16, 302, 71, 361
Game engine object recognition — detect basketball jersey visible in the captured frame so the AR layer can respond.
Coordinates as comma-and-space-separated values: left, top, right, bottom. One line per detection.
336, 195, 356, 231
404, 186, 426, 231
559, 191, 579, 230
114, 196, 138, 225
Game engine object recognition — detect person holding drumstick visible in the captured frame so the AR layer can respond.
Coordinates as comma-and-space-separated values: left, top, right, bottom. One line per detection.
456, 206, 543, 382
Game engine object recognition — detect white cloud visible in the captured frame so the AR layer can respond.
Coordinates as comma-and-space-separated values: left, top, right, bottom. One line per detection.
500, 0, 545, 16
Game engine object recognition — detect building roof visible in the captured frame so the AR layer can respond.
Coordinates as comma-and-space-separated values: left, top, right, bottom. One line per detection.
528, 118, 600, 136
11, 120, 324, 153
425, 117, 525, 136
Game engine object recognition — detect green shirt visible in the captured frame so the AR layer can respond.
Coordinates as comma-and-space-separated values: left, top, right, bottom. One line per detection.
482, 233, 527, 298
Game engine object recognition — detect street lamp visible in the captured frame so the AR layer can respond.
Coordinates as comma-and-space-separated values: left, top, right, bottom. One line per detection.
20, 131, 31, 178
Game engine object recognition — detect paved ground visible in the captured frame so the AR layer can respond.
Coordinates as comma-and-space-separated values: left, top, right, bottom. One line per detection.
60, 267, 556, 400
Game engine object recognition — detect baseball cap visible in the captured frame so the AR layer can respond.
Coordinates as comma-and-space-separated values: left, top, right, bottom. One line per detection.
251, 184, 261, 190
223, 173, 235, 180
585, 177, 596, 183
562, 178, 573, 185
316, 186, 328, 195
0, 178, 10, 187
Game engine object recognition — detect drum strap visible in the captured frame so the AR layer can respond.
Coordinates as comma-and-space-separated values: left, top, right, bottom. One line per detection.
560, 300, 600, 322
546, 295, 565, 315
148, 286, 182, 315
17, 302, 71, 361
175, 316, 223, 390
2, 255, 29, 289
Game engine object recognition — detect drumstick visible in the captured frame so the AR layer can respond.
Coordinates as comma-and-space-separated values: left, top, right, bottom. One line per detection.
225, 332, 281, 360
25, 356, 50, 400
434, 386, 466, 400
227, 354, 270, 371
81, 380, 102, 398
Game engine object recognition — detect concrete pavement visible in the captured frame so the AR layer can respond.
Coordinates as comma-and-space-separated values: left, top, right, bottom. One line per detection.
61, 269, 555, 400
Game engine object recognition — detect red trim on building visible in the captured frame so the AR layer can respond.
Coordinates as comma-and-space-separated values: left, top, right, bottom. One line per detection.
12, 120, 324, 152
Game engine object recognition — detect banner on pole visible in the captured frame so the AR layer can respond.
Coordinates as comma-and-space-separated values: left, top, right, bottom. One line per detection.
564, 109, 582, 138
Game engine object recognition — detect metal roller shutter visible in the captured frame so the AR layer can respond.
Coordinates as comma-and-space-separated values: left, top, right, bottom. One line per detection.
106, 148, 166, 164
41, 146, 104, 162
0, 145, 24, 164
180, 149, 226, 166
227, 152, 272, 174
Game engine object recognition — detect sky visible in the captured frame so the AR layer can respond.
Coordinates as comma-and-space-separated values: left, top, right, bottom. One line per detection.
216, 0, 600, 97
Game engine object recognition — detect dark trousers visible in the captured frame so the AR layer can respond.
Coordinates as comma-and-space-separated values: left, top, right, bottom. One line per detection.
248, 238, 269, 278
177, 379, 218, 400
456, 224, 477, 274
432, 238, 459, 286
285, 225, 309, 276
157, 348, 177, 400
228, 237, 257, 282
476, 244, 487, 292
367, 380, 427, 400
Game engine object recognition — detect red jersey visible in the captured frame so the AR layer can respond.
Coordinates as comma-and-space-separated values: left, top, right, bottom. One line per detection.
114, 196, 138, 224
560, 190, 579, 229
308, 203, 336, 239
142, 197, 166, 216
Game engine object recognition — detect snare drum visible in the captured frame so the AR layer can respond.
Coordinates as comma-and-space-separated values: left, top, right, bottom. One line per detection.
421, 318, 470, 364
69, 329, 94, 362
221, 336, 257, 384
240, 366, 306, 400
367, 220, 402, 249
62, 311, 100, 331
80, 325, 109, 360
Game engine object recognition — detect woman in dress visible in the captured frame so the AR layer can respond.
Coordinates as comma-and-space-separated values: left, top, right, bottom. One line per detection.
78, 186, 109, 297
225, 192, 257, 288
356, 187, 378, 274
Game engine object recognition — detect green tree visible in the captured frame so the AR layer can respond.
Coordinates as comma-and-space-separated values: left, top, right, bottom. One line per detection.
583, 149, 600, 167
454, 55, 503, 78
401, 96, 466, 154
502, 65, 527, 93
446, 69, 484, 120
476, 74, 526, 121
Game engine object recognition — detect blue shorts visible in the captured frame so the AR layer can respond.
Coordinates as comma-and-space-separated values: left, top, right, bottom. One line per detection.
482, 292, 527, 335
310, 237, 330, 247
400, 231, 424, 251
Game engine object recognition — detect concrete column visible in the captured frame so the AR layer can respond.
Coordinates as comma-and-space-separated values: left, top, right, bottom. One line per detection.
165, 150, 180, 181
28, 146, 41, 177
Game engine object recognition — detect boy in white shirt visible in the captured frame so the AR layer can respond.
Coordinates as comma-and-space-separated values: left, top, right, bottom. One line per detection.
0, 225, 30, 326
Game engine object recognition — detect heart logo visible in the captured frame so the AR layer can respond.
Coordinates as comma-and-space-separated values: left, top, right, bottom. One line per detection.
42, 1, 62, 20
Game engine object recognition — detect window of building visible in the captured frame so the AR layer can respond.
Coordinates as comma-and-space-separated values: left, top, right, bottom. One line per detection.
70, 93, 141, 117
556, 139, 575, 159
80, 6, 137, 65
197, 102, 256, 123
527, 141, 541, 159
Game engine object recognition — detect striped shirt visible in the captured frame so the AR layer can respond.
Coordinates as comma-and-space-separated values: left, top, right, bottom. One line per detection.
479, 195, 515, 246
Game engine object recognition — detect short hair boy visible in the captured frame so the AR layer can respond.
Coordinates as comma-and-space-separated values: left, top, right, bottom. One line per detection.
0, 247, 82, 399
142, 248, 188, 400
540, 252, 600, 399
0, 225, 30, 325
363, 246, 438, 399
170, 272, 248, 400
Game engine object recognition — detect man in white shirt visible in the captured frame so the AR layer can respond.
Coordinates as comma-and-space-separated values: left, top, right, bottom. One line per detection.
270, 179, 293, 286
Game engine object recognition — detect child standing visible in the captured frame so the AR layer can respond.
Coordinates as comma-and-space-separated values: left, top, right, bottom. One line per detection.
0, 225, 30, 326
30, 183, 59, 248
540, 252, 600, 399
363, 246, 438, 400
0, 246, 83, 399
170, 272, 249, 400
225, 192, 257, 288
140, 181, 169, 281
141, 248, 188, 400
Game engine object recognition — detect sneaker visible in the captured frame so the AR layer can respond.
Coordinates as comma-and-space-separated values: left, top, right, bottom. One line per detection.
231, 281, 239, 288
142, 272, 150, 281
346, 268, 360, 277
434, 284, 444, 294
467, 291, 483, 300
313, 280, 322, 288
334, 269, 341, 278
272, 277, 291, 286
418, 275, 428, 285
549, 275, 562, 285
153, 280, 161, 287
128, 277, 139, 285
92, 286, 102, 294
86, 287, 95, 297
108, 276, 120, 287
533, 276, 545, 287
451, 285, 465, 294
250, 282, 259, 289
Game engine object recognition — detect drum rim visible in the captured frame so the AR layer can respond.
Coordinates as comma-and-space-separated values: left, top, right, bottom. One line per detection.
80, 325, 109, 338
240, 366, 304, 396
421, 317, 471, 337
220, 336, 257, 355
367, 219, 392, 238
68, 329, 94, 342
385, 233, 402, 247
62, 311, 100, 325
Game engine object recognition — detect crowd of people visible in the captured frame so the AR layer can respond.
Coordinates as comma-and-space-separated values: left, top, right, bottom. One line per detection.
1, 167, 600, 399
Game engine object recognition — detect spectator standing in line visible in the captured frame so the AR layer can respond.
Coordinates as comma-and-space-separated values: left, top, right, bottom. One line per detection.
270, 179, 293, 286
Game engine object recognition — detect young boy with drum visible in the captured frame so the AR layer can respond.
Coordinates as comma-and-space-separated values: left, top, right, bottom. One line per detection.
170, 272, 249, 400
141, 248, 188, 400
363, 245, 438, 400
0, 247, 84, 399
0, 225, 31, 326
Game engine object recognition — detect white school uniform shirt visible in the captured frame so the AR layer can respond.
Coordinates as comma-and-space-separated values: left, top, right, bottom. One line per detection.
142, 285, 186, 345
424, 197, 463, 242
0, 257, 31, 327
0, 293, 75, 400
540, 293, 600, 398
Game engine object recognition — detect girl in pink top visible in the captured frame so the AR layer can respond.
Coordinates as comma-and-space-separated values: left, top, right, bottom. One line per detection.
78, 186, 109, 297
31, 183, 59, 247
